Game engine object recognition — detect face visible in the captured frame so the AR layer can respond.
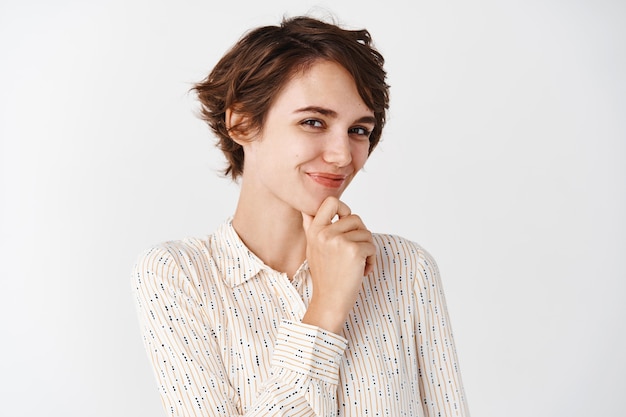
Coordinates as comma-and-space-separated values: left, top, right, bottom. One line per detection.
238, 60, 375, 216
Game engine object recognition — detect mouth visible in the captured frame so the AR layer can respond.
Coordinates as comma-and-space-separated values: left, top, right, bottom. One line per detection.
307, 172, 348, 189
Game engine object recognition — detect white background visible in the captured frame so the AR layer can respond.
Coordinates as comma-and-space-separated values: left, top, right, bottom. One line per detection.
1, 0, 624, 416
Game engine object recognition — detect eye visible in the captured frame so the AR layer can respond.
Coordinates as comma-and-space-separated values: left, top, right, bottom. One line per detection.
301, 119, 324, 129
349, 126, 372, 138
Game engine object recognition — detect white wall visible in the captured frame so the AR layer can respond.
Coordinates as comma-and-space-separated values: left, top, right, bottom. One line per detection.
1, 0, 624, 416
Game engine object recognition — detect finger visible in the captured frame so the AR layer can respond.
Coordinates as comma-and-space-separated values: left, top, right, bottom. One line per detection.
335, 200, 352, 219
331, 214, 369, 233
312, 197, 351, 226
302, 212, 314, 233
364, 253, 376, 276
341, 229, 374, 243
353, 241, 376, 276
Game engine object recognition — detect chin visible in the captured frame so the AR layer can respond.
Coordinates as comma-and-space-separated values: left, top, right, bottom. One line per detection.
300, 192, 345, 217
299, 200, 323, 217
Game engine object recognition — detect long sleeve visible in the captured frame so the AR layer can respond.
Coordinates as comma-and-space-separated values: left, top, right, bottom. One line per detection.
413, 247, 470, 416
131, 245, 347, 417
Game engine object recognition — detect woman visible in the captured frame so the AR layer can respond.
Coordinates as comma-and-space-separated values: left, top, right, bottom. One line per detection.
132, 15, 469, 416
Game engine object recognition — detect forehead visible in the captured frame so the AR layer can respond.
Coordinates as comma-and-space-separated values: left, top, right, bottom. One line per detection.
270, 60, 373, 116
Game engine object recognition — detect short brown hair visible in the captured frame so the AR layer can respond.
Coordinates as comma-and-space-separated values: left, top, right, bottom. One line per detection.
193, 15, 390, 180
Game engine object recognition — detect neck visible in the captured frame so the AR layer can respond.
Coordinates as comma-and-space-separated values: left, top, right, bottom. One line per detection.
232, 183, 307, 279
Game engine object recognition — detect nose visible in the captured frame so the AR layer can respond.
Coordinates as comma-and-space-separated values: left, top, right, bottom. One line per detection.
322, 131, 352, 167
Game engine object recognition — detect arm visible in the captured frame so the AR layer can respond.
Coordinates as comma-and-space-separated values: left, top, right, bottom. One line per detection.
131, 244, 347, 416
413, 247, 470, 417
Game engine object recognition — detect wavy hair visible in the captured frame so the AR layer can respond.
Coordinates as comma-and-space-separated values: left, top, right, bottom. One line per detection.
193, 15, 390, 180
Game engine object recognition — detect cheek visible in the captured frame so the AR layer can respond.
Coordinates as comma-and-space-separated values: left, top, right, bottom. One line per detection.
291, 140, 323, 162
353, 143, 370, 168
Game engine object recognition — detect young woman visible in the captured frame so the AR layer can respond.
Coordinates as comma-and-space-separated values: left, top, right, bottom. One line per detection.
132, 15, 469, 417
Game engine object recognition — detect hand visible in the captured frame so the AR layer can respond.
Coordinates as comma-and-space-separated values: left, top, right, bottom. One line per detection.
301, 197, 376, 334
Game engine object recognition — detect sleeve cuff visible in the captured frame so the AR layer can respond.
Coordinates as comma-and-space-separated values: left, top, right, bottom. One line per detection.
270, 320, 348, 385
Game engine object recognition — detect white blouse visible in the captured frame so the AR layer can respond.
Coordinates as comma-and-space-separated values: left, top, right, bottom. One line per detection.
132, 219, 470, 416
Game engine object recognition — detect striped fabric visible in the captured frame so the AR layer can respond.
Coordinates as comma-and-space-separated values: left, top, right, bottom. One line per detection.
132, 219, 469, 416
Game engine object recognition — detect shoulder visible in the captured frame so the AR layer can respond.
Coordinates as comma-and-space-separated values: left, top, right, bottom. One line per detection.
372, 233, 438, 268
133, 237, 211, 275
131, 236, 217, 296
371, 233, 441, 285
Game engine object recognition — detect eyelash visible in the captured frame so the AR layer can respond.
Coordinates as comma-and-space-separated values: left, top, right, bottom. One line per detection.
302, 119, 324, 128
349, 126, 371, 137
301, 119, 372, 138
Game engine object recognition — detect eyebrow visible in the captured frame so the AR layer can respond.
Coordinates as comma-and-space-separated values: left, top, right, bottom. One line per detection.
293, 106, 376, 125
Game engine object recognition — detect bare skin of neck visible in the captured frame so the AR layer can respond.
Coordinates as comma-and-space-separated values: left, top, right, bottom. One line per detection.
231, 181, 307, 280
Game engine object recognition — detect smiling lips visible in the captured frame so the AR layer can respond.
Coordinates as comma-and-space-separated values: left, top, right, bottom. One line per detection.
307, 172, 348, 188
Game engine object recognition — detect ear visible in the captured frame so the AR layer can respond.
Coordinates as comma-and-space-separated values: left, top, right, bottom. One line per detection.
225, 107, 255, 145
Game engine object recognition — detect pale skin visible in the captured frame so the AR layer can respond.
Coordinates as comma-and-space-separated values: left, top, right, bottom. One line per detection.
227, 60, 376, 335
